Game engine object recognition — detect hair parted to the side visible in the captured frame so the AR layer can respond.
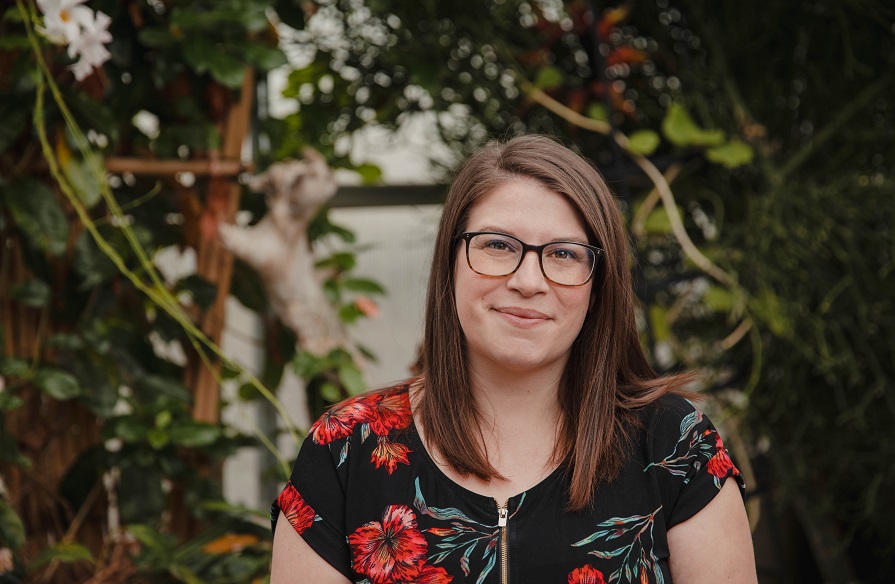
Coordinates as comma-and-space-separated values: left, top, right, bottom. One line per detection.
418, 134, 694, 511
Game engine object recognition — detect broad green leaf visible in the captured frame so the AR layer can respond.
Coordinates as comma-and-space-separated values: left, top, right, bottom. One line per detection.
1, 178, 69, 256
627, 129, 660, 156
238, 42, 288, 71
355, 163, 383, 185
0, 357, 28, 377
73, 230, 117, 289
316, 252, 356, 271
293, 350, 329, 378
703, 286, 736, 312
182, 36, 215, 74
137, 28, 177, 48
534, 66, 564, 90
155, 410, 172, 430
339, 302, 364, 324
343, 278, 386, 294
9, 279, 51, 308
135, 375, 192, 404
183, 37, 245, 88
176, 275, 218, 311
168, 421, 221, 448
0, 500, 25, 550
34, 369, 82, 400
338, 363, 365, 395
30, 542, 95, 569
0, 392, 24, 411
168, 564, 204, 584
661, 104, 724, 147
705, 139, 755, 168
61, 156, 101, 208
106, 416, 147, 443
587, 103, 608, 122
643, 208, 673, 235
750, 287, 791, 337
0, 34, 29, 50
46, 333, 85, 351
127, 524, 174, 554
319, 381, 341, 402
274, 0, 307, 30
3, 6, 26, 22
147, 428, 170, 449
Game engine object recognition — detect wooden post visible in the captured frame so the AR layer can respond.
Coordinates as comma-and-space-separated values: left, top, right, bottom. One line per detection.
184, 69, 255, 424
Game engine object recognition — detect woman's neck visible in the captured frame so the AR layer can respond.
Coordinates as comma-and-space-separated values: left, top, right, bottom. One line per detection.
467, 358, 564, 439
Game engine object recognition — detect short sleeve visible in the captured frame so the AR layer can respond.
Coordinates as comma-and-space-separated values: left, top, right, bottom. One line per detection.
271, 431, 353, 580
646, 395, 746, 529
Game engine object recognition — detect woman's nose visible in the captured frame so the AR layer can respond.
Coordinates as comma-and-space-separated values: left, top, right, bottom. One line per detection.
506, 250, 549, 294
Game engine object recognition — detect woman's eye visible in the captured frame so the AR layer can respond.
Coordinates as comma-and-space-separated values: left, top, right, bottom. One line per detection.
550, 248, 578, 261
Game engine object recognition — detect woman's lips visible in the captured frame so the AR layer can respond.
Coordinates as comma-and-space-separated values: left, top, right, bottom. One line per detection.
493, 306, 550, 326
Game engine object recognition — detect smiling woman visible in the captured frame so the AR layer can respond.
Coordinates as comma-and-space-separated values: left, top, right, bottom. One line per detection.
270, 135, 757, 583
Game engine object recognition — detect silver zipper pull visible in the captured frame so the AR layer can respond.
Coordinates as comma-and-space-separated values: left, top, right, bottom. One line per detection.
496, 500, 508, 527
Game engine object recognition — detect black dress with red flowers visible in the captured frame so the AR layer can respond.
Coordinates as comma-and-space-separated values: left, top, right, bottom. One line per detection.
271, 377, 744, 584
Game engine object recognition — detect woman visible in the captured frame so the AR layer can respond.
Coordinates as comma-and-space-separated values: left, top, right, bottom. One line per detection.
271, 135, 756, 583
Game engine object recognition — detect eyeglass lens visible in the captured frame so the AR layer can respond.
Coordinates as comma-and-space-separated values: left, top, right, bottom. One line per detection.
466, 233, 595, 286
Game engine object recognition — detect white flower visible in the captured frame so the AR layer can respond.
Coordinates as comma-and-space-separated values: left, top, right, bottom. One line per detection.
66, 10, 113, 81
36, 0, 91, 44
36, 0, 113, 81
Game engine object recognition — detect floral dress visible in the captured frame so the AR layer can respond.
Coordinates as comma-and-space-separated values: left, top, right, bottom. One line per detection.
271, 377, 744, 583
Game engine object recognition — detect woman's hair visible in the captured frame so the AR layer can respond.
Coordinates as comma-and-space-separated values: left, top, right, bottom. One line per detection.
418, 134, 693, 511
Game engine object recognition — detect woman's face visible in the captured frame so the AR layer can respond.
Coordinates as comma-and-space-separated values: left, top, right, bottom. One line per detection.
454, 177, 593, 376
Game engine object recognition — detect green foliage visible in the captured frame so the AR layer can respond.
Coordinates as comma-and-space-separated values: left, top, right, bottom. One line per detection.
627, 129, 660, 156
661, 103, 725, 147
1, 179, 69, 256
0, 0, 329, 581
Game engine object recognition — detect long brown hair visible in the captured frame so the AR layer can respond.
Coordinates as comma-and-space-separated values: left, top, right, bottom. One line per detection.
418, 135, 693, 511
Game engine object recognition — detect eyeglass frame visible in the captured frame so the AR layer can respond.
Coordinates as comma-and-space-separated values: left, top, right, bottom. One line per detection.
455, 231, 605, 287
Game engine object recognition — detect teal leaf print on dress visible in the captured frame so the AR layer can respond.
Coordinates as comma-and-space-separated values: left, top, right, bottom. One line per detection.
572, 507, 663, 584
413, 477, 519, 582
643, 407, 720, 486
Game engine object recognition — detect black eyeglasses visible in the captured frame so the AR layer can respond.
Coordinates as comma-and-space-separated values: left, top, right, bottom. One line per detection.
456, 232, 604, 287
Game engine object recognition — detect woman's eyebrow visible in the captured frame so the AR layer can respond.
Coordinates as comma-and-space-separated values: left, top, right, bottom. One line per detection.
471, 225, 590, 244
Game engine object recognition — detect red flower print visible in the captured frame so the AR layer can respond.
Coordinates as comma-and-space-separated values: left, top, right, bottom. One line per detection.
348, 505, 428, 584
706, 433, 739, 479
367, 388, 413, 436
371, 437, 412, 474
414, 564, 454, 583
310, 394, 379, 445
568, 564, 607, 584
276, 482, 316, 535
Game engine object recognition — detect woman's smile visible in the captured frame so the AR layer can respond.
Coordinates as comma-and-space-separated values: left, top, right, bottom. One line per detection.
492, 306, 551, 327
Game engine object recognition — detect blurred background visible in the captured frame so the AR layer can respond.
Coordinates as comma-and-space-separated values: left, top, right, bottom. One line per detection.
1, 0, 893, 582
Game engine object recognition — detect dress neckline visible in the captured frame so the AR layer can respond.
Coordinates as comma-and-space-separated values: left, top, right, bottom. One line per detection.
406, 421, 566, 508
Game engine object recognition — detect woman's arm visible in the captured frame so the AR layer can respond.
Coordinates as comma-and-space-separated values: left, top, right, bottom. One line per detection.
666, 480, 758, 583
270, 511, 351, 584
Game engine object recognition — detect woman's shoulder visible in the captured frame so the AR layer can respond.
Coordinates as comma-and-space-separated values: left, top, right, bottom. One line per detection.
636, 392, 704, 427
307, 376, 422, 446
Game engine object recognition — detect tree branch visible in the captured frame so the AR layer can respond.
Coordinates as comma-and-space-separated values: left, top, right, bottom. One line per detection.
519, 80, 738, 289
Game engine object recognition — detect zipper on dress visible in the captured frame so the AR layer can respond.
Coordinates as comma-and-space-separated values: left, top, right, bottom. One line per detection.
495, 498, 509, 584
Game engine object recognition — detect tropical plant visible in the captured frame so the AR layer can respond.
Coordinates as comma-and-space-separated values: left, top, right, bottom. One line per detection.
0, 0, 383, 581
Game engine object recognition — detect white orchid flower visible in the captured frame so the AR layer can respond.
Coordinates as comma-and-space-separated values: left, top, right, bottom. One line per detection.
66, 9, 113, 80
36, 0, 91, 44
